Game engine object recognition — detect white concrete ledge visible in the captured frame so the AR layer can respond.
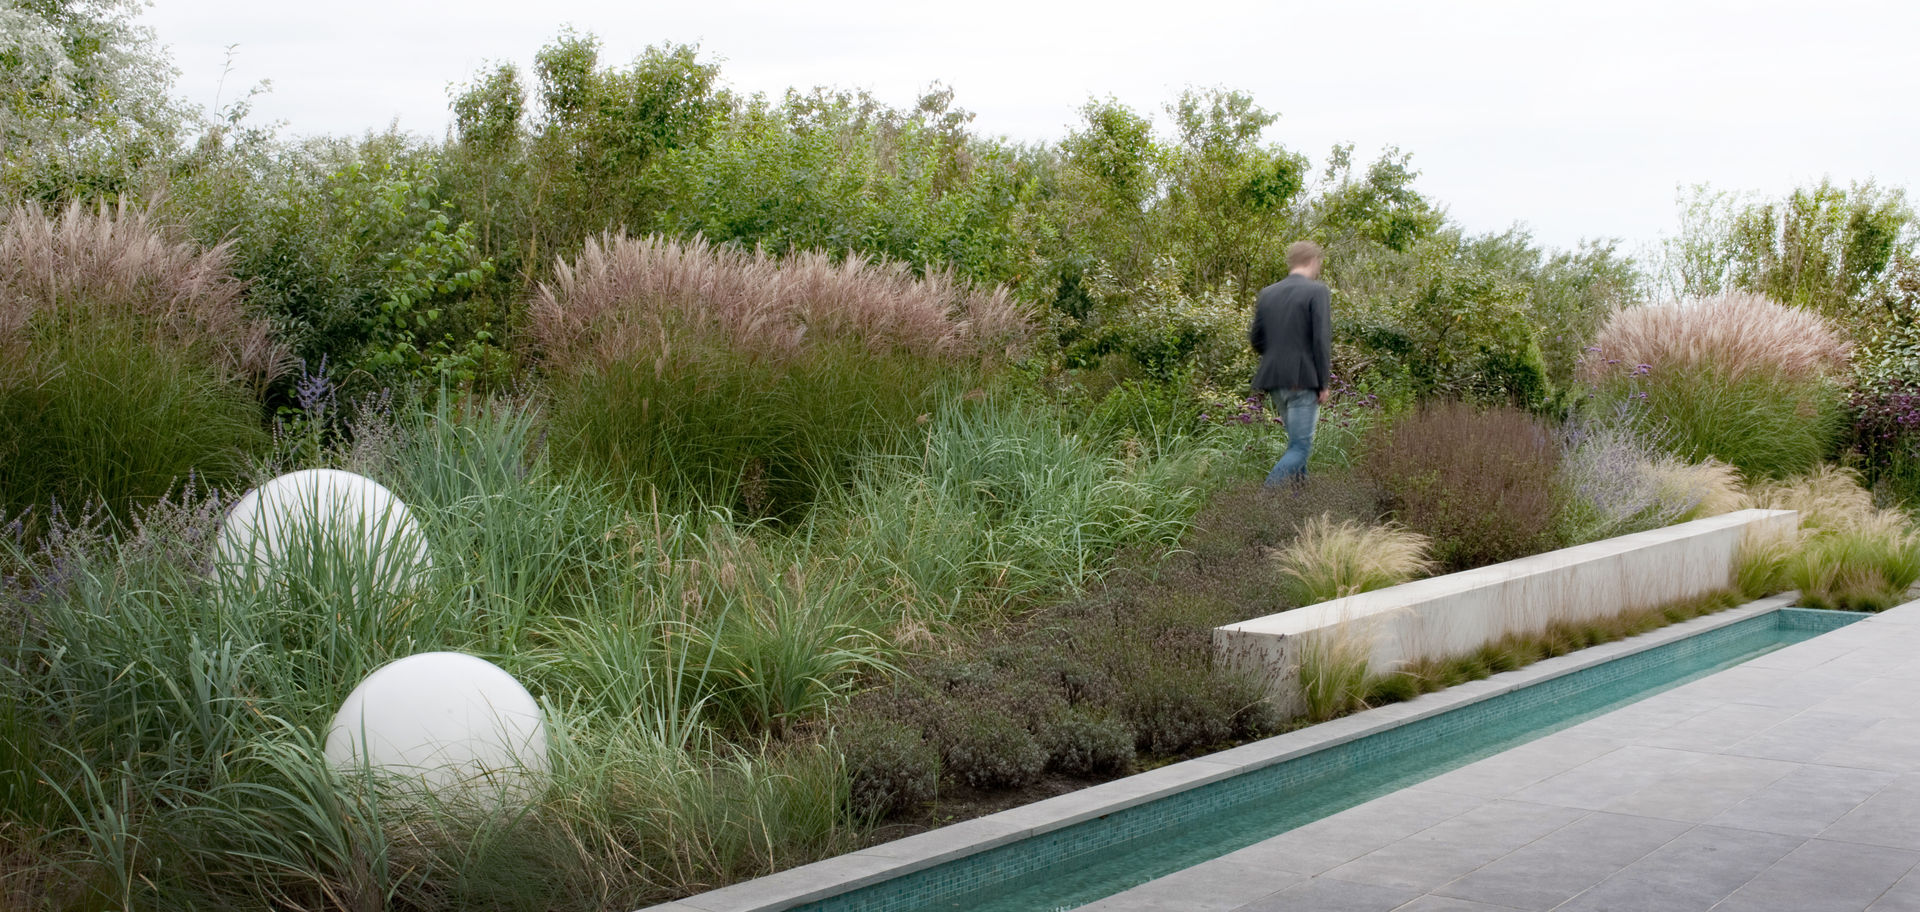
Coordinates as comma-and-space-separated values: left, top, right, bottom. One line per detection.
1215, 509, 1799, 702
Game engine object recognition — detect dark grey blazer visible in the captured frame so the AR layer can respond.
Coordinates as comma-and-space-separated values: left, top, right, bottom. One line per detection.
1249, 274, 1333, 392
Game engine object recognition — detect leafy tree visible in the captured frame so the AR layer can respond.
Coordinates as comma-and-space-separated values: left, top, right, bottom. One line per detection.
1160, 88, 1306, 292
1660, 181, 1914, 332
1, 0, 190, 199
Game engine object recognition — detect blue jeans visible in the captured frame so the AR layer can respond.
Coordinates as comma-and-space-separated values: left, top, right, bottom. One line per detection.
1264, 388, 1319, 486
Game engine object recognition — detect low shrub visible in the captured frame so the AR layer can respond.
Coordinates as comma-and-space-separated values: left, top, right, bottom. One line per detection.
929, 700, 1048, 790
1849, 357, 1920, 506
838, 718, 939, 822
1273, 514, 1433, 605
1038, 708, 1136, 777
1363, 401, 1562, 571
0, 201, 285, 520
1116, 660, 1243, 756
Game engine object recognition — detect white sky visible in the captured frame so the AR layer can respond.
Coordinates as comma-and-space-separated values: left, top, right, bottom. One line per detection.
142, 0, 1920, 253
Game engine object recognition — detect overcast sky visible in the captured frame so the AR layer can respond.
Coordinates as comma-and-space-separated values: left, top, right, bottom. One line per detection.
141, 0, 1918, 254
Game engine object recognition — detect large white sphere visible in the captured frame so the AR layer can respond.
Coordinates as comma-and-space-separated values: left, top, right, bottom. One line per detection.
216, 469, 431, 593
325, 652, 549, 795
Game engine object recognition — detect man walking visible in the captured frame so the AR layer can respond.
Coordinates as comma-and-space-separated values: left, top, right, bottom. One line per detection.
1249, 241, 1332, 486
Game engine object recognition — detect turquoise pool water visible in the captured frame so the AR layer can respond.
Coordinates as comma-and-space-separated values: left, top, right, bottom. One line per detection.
798, 608, 1864, 912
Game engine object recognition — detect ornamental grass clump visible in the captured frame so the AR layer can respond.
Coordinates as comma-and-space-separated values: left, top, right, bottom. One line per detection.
1735, 466, 1920, 609
1362, 401, 1562, 572
1585, 292, 1849, 479
1788, 516, 1920, 612
1272, 514, 1433, 605
530, 234, 1030, 517
0, 201, 286, 519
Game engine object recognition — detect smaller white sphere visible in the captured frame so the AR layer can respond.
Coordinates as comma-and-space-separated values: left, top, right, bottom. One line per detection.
216, 469, 431, 594
325, 652, 549, 796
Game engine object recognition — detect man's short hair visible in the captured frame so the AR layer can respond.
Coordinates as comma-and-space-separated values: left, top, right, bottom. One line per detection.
1287, 241, 1323, 269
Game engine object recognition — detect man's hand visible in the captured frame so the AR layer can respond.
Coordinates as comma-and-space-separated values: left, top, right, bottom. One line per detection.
1317, 388, 1330, 405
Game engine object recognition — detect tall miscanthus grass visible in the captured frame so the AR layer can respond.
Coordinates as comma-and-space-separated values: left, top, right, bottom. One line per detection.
1587, 291, 1850, 380
1584, 292, 1849, 479
0, 397, 881, 910
0, 200, 288, 521
529, 234, 1031, 517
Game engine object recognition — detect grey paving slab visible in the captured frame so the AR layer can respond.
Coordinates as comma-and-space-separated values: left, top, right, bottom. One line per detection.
1082, 600, 1920, 912
1413, 735, 1621, 800
1711, 839, 1920, 912
1231, 877, 1421, 912
1722, 710, 1885, 763
1508, 745, 1707, 810
1870, 869, 1920, 912
1390, 897, 1529, 911
1319, 800, 1586, 892
1706, 763, 1895, 838
1602, 753, 1796, 822
1551, 825, 1805, 912
1431, 811, 1689, 909
1218, 786, 1486, 876
1815, 718, 1920, 773
1820, 773, 1920, 850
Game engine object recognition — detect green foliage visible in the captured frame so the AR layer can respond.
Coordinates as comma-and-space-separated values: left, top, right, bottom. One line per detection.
834, 396, 1208, 621
838, 717, 939, 821
1611, 364, 1843, 480
1387, 240, 1551, 407
930, 701, 1048, 790
0, 0, 190, 198
1789, 522, 1920, 613
1661, 181, 1916, 332
167, 132, 505, 393
1161, 88, 1306, 290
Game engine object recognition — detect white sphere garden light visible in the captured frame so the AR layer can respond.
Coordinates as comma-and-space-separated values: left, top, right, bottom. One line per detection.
325, 651, 549, 796
214, 468, 432, 594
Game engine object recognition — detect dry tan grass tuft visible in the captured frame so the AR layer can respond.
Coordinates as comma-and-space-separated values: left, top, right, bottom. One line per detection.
1744, 465, 1878, 532
0, 200, 288, 388
528, 234, 1031, 373
1585, 291, 1850, 382
1274, 514, 1435, 606
1649, 457, 1746, 521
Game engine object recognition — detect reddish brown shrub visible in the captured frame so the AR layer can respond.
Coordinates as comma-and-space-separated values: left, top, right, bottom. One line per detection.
1363, 401, 1563, 571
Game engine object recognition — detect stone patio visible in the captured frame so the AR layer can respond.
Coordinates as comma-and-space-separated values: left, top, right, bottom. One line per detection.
1081, 597, 1920, 912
